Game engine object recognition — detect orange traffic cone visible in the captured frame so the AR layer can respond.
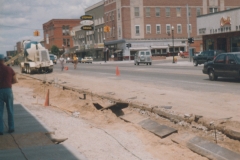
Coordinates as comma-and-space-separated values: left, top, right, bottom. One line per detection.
116, 66, 120, 76
44, 89, 49, 107
64, 66, 68, 70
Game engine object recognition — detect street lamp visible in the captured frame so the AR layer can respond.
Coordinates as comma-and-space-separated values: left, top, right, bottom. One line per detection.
171, 26, 175, 63
103, 38, 106, 63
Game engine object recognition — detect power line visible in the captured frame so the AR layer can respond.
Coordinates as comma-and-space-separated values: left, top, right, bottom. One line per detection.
0, 25, 43, 30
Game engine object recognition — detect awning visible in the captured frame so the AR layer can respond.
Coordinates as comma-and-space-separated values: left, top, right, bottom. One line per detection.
130, 47, 149, 51
105, 39, 126, 45
150, 46, 168, 49
114, 50, 122, 53
69, 46, 79, 52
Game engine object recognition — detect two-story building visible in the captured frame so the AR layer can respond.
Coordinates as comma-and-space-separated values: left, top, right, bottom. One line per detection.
197, 7, 240, 52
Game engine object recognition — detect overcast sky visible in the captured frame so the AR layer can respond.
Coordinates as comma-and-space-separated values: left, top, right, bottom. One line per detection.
0, 0, 99, 55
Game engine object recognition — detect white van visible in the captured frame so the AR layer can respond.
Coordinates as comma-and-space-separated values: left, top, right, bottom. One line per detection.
134, 50, 152, 65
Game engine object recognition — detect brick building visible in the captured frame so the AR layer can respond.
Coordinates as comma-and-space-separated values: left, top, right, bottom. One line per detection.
43, 19, 80, 55
104, 0, 240, 60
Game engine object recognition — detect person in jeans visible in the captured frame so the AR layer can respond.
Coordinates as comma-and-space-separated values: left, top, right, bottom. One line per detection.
0, 54, 18, 135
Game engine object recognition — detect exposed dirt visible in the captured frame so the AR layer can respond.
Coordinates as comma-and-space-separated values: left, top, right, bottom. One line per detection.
10, 72, 240, 159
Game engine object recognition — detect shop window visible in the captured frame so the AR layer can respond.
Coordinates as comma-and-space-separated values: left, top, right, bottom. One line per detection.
236, 26, 239, 30
151, 49, 155, 55
180, 47, 184, 52
231, 37, 240, 52
206, 39, 214, 50
162, 49, 167, 54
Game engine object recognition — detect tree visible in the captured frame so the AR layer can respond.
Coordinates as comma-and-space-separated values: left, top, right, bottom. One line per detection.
51, 45, 59, 55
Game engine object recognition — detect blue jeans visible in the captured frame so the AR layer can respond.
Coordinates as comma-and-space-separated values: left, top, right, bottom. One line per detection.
0, 88, 14, 133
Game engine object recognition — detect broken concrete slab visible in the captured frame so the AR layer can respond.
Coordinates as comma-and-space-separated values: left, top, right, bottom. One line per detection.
172, 133, 240, 160
138, 119, 178, 138
120, 112, 149, 124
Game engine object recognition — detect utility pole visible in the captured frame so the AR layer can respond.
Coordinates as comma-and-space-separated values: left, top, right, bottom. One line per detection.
187, 4, 191, 62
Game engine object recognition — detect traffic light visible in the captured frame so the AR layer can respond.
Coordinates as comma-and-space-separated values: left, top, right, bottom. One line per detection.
104, 26, 111, 32
34, 30, 40, 36
188, 37, 194, 44
126, 43, 131, 48
191, 37, 194, 43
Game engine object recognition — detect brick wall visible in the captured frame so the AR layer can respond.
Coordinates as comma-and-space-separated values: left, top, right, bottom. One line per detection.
43, 19, 80, 51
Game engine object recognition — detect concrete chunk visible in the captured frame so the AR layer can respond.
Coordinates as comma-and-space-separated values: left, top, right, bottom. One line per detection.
120, 113, 149, 124
138, 119, 177, 138
172, 133, 240, 160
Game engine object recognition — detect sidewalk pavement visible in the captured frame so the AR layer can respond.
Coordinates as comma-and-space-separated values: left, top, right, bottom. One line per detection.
93, 56, 195, 66
0, 103, 87, 160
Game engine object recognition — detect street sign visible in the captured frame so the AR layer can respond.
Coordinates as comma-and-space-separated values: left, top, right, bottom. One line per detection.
81, 26, 94, 31
80, 15, 94, 20
80, 20, 94, 26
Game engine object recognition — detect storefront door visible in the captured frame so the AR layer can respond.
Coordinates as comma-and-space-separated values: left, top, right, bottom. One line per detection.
217, 38, 227, 52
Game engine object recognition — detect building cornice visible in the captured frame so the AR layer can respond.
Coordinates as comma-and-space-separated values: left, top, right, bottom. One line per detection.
85, 1, 104, 12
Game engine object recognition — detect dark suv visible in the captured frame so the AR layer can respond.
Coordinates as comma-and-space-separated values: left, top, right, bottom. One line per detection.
202, 52, 240, 81
193, 50, 224, 66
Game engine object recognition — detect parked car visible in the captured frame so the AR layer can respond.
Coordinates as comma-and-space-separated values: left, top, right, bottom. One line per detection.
49, 54, 57, 64
78, 57, 82, 63
66, 57, 73, 63
202, 52, 240, 81
193, 50, 224, 66
134, 50, 152, 65
81, 57, 93, 63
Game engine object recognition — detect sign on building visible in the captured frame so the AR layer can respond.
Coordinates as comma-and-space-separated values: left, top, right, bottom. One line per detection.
80, 15, 94, 20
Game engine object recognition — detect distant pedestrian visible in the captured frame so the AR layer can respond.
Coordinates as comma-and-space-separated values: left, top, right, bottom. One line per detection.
59, 55, 65, 71
0, 54, 18, 135
73, 54, 78, 69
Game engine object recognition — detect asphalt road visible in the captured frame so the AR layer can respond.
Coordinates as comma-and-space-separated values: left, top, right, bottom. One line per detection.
50, 58, 240, 95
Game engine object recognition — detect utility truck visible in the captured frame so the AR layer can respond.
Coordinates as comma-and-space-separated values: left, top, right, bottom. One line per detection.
20, 40, 53, 74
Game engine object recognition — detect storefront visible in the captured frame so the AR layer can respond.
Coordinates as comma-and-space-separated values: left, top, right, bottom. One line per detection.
197, 7, 240, 52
